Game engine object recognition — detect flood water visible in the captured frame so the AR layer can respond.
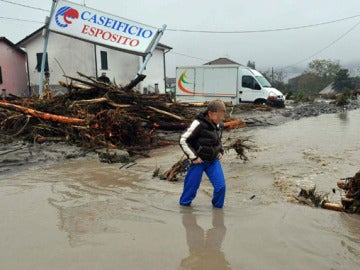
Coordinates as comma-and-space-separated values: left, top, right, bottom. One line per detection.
1, 110, 360, 270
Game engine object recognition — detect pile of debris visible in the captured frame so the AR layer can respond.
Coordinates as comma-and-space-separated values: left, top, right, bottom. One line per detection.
295, 180, 340, 211
0, 73, 198, 155
295, 169, 360, 214
337, 170, 360, 214
0, 73, 248, 158
154, 138, 252, 181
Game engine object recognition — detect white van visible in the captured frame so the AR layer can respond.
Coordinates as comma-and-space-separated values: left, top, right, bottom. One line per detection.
175, 64, 285, 107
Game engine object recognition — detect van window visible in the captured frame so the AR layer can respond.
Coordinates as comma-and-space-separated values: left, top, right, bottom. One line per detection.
255, 76, 272, 87
242, 75, 261, 90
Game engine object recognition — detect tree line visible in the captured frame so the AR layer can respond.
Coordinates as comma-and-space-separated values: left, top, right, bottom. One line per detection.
247, 59, 360, 101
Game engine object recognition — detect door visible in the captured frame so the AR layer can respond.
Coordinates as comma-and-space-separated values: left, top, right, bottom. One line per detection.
239, 75, 264, 102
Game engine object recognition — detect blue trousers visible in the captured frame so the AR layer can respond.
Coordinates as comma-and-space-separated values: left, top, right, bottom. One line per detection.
179, 159, 226, 208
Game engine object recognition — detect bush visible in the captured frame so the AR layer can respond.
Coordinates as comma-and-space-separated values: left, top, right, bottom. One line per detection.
294, 90, 315, 103
335, 88, 351, 106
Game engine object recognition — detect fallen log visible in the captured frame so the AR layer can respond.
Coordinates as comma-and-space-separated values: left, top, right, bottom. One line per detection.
0, 100, 87, 125
70, 97, 108, 106
224, 119, 246, 130
322, 202, 345, 212
148, 106, 184, 121
36, 135, 64, 144
64, 75, 111, 92
151, 121, 188, 130
123, 74, 146, 91
69, 97, 131, 108
77, 71, 103, 84
59, 80, 93, 90
69, 97, 131, 109
162, 156, 187, 181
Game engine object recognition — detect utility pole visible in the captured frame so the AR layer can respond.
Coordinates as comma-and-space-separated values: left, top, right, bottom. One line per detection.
38, 0, 57, 95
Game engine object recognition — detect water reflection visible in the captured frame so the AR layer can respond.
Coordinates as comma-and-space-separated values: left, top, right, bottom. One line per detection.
180, 208, 231, 270
338, 111, 348, 121
340, 213, 360, 238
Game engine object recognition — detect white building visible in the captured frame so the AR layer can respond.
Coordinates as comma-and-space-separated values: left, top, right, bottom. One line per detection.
17, 27, 172, 94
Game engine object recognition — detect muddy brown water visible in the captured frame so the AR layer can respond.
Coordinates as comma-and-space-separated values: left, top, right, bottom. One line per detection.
1, 110, 360, 269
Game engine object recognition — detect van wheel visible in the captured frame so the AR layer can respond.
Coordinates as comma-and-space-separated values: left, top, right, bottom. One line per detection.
266, 100, 285, 108
254, 99, 265, 105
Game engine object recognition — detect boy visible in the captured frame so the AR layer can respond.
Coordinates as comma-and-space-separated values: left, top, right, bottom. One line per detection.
179, 100, 226, 208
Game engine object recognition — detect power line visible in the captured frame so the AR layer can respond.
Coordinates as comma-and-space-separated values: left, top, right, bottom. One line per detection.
283, 19, 360, 69
169, 51, 211, 62
168, 14, 360, 34
0, 16, 43, 24
171, 17, 360, 70
1, 0, 359, 34
2, 0, 359, 70
0, 0, 49, 12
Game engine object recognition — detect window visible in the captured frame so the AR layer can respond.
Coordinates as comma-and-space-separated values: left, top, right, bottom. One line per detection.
0, 67, 2, 84
36, 53, 49, 72
242, 75, 254, 88
100, 51, 108, 70
255, 76, 272, 87
242, 75, 261, 90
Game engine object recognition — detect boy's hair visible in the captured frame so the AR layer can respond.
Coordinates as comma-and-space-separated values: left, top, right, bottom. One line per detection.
207, 99, 226, 112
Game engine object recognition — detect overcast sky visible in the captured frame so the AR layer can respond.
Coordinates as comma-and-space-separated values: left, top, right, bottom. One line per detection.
1, 0, 360, 79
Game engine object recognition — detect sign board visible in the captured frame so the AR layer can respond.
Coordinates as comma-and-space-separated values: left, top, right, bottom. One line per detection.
49, 0, 158, 54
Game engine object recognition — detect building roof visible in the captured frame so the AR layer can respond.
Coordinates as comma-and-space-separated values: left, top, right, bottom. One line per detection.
0, 37, 26, 55
319, 82, 336, 95
204, 57, 240, 65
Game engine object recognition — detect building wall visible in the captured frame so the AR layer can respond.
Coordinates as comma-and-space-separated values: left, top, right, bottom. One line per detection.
21, 31, 166, 94
24, 32, 96, 93
0, 41, 28, 96
95, 44, 140, 90
141, 49, 166, 94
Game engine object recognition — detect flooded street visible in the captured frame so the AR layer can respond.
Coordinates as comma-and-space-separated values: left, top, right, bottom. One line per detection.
1, 110, 360, 269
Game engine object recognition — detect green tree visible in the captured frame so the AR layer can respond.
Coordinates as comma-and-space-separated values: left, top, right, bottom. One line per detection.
306, 59, 341, 80
333, 69, 354, 92
288, 73, 326, 95
247, 60, 255, 69
263, 68, 286, 91
287, 59, 342, 96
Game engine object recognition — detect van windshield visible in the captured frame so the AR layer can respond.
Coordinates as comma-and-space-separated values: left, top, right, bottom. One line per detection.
255, 76, 272, 87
